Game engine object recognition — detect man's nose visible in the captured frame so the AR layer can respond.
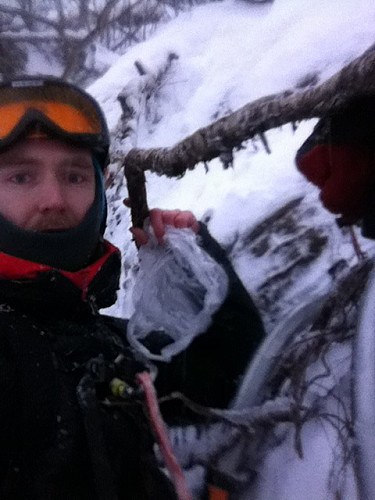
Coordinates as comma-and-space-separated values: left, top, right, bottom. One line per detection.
38, 177, 67, 211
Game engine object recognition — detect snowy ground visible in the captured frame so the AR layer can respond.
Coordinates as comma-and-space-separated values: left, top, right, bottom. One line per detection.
89, 0, 375, 314
85, 1, 375, 498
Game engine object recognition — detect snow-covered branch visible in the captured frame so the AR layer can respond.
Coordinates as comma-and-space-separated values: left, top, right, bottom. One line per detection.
165, 393, 297, 428
114, 52, 179, 151
124, 44, 375, 227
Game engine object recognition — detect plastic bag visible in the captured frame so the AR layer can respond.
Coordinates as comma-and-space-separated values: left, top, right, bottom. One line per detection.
127, 226, 229, 362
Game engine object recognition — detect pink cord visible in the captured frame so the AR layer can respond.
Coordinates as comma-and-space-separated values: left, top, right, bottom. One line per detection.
136, 372, 192, 500
349, 225, 365, 261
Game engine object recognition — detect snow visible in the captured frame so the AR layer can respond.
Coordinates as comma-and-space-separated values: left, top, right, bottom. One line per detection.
86, 0, 375, 497
89, 0, 375, 140
250, 340, 356, 500
353, 265, 375, 499
89, 0, 375, 263
26, 46, 63, 77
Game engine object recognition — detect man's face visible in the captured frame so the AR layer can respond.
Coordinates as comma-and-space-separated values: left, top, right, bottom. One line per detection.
0, 139, 95, 231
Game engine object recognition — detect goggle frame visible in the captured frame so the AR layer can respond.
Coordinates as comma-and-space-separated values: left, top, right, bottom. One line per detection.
0, 77, 110, 168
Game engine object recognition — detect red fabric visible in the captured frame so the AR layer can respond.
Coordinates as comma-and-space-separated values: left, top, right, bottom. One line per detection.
0, 240, 120, 299
297, 144, 375, 220
208, 486, 229, 500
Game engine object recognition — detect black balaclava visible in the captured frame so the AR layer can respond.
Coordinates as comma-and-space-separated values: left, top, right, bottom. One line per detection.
0, 155, 107, 271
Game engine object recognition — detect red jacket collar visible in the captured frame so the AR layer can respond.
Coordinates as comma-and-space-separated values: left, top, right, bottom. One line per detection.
0, 240, 120, 300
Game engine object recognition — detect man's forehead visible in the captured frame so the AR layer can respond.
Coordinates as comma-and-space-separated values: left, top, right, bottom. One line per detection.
0, 138, 94, 164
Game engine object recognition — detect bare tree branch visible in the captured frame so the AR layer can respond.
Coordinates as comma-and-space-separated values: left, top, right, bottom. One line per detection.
0, 5, 60, 30
61, 0, 120, 80
0, 0, 198, 83
0, 31, 86, 42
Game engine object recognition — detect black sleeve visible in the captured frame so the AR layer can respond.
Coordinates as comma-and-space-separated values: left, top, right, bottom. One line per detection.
154, 223, 265, 413
0, 338, 18, 486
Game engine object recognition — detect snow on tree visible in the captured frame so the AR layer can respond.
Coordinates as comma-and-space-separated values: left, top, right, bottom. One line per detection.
0, 0, 207, 84
88, 2, 375, 496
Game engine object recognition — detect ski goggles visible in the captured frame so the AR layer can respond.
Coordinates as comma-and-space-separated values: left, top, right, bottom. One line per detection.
0, 77, 110, 167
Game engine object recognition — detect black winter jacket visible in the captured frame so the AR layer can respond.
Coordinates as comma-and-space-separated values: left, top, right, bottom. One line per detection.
0, 226, 264, 499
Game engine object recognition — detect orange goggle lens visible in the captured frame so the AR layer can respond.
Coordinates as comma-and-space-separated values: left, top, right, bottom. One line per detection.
0, 100, 102, 139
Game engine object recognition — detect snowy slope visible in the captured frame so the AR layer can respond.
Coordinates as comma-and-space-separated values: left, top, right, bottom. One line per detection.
87, 1, 375, 498
89, 0, 375, 319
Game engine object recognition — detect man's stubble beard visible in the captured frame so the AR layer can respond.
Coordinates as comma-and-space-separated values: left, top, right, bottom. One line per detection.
26, 213, 80, 232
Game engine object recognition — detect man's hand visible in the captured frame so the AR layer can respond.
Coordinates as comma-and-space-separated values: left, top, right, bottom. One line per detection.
127, 206, 200, 246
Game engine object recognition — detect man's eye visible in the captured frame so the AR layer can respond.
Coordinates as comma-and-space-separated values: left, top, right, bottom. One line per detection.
68, 173, 84, 184
10, 173, 31, 184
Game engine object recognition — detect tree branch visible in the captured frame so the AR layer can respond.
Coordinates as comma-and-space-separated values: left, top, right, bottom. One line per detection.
124, 45, 375, 227
0, 5, 60, 30
0, 30, 87, 42
61, 0, 119, 80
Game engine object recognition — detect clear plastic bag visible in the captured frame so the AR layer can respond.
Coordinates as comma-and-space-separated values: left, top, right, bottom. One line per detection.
127, 226, 229, 362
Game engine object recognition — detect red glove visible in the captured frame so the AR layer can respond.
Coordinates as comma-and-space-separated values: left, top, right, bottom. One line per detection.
297, 143, 374, 222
